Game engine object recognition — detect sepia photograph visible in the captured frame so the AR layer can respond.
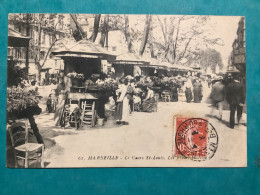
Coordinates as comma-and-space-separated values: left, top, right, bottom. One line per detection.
6, 13, 246, 168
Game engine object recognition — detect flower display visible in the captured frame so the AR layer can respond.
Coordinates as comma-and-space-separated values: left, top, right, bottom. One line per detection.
85, 78, 118, 91
67, 72, 85, 80
7, 86, 39, 113
7, 86, 42, 120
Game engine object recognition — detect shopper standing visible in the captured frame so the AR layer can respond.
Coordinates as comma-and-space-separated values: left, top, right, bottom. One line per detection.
226, 76, 245, 129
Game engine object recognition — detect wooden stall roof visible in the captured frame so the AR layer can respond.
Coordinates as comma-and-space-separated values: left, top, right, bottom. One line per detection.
108, 53, 149, 66
8, 28, 31, 47
108, 51, 195, 72
52, 40, 116, 60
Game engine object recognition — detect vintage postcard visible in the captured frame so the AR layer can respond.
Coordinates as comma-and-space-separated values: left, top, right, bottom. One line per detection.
6, 14, 246, 168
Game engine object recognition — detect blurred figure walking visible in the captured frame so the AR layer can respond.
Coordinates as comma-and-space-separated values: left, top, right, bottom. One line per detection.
226, 76, 245, 129
210, 76, 225, 120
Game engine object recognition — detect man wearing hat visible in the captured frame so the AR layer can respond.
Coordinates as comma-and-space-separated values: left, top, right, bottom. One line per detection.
226, 75, 245, 129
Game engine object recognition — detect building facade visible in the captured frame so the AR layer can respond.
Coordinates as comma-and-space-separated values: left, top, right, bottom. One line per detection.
229, 17, 246, 75
8, 14, 69, 83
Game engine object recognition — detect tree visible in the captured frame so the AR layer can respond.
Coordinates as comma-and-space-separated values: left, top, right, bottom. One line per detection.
99, 15, 109, 47
153, 15, 223, 65
70, 14, 87, 41
139, 15, 152, 56
89, 14, 101, 42
32, 14, 67, 84
148, 23, 155, 58
198, 48, 224, 73
124, 15, 134, 53
9, 14, 69, 84
156, 15, 175, 61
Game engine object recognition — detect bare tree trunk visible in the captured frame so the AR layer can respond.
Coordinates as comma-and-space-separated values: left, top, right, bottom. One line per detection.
89, 14, 101, 42
35, 14, 43, 85
41, 37, 59, 67
99, 15, 109, 47
124, 15, 133, 53
149, 16, 155, 58
156, 16, 167, 45
139, 15, 151, 56
35, 14, 61, 85
173, 18, 181, 63
25, 14, 30, 78
105, 15, 109, 50
99, 33, 106, 47
179, 35, 194, 61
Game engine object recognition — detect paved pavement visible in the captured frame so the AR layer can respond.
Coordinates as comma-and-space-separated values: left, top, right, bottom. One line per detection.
35, 84, 247, 168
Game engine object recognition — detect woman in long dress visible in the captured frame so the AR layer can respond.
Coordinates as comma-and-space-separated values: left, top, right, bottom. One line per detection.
184, 79, 193, 103
54, 79, 67, 126
54, 89, 67, 126
115, 80, 129, 124
193, 79, 203, 103
170, 80, 180, 102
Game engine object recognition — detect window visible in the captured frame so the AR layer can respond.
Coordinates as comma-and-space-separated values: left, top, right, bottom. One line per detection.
15, 48, 21, 59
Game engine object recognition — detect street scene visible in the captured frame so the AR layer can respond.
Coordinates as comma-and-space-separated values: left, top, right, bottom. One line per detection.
6, 14, 246, 168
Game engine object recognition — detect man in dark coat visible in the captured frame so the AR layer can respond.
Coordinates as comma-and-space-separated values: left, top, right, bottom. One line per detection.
226, 76, 245, 129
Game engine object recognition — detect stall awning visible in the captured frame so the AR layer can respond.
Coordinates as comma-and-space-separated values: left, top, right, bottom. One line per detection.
109, 53, 149, 65
52, 40, 116, 60
8, 28, 31, 47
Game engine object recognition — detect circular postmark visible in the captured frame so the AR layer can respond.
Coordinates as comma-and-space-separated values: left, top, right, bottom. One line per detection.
175, 118, 218, 161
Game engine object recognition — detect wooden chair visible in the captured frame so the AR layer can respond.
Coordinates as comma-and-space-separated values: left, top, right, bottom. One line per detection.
161, 90, 171, 102
7, 121, 44, 168
62, 98, 81, 129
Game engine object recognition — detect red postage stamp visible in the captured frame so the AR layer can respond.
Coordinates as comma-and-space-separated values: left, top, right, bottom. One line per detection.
175, 117, 218, 161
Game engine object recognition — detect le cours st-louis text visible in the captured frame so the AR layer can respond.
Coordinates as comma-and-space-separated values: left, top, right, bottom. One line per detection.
77, 155, 179, 161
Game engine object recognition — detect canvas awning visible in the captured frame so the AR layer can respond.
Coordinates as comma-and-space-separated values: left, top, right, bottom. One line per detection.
52, 40, 116, 60
8, 28, 31, 47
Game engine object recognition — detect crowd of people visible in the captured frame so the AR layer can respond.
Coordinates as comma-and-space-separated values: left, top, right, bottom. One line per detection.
105, 73, 246, 129
104, 74, 207, 125
46, 72, 245, 129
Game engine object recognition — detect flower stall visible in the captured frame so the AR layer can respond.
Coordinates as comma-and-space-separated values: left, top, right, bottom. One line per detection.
52, 40, 117, 127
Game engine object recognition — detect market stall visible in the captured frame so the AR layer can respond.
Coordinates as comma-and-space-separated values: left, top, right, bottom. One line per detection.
108, 53, 149, 78
52, 40, 117, 128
